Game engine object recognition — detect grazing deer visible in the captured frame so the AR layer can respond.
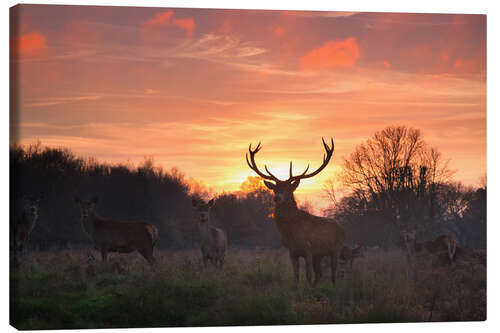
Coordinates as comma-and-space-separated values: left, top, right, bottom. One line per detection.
401, 229, 458, 269
74, 196, 158, 265
246, 138, 345, 287
11, 193, 44, 256
454, 245, 486, 266
192, 198, 227, 268
339, 244, 365, 277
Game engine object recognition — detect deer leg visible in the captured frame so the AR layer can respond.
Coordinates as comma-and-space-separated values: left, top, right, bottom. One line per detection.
330, 253, 338, 285
202, 254, 209, 268
313, 256, 323, 285
338, 260, 345, 280
305, 252, 313, 286
448, 239, 457, 265
101, 248, 108, 263
289, 252, 300, 288
218, 253, 225, 269
138, 246, 155, 266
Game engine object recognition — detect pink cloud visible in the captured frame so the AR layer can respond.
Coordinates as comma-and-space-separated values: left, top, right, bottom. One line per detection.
143, 10, 174, 28
300, 37, 360, 71
453, 58, 477, 73
172, 18, 195, 37
383, 60, 391, 69
273, 26, 285, 37
13, 31, 47, 58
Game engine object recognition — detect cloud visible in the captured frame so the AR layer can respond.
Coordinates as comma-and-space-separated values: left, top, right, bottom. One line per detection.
13, 31, 47, 58
63, 21, 102, 48
383, 60, 391, 69
273, 26, 285, 37
142, 10, 174, 28
24, 95, 102, 108
300, 37, 360, 71
173, 34, 266, 61
453, 58, 477, 74
172, 18, 195, 37
142, 10, 195, 37
282, 11, 359, 18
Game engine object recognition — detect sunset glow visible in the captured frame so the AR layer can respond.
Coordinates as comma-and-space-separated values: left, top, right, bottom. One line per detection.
10, 5, 486, 210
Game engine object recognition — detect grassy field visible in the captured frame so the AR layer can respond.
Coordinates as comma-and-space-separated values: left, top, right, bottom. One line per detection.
10, 247, 486, 329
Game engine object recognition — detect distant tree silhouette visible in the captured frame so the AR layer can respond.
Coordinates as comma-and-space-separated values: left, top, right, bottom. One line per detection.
326, 126, 484, 249
341, 126, 453, 235
10, 143, 284, 251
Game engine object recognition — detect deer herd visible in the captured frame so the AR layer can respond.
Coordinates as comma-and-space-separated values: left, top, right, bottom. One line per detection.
11, 138, 485, 288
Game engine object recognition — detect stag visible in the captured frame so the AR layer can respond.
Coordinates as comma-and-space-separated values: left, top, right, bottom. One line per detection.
246, 138, 345, 287
192, 198, 227, 268
74, 196, 158, 265
11, 193, 44, 257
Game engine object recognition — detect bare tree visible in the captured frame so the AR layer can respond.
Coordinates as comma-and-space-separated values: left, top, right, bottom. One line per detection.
341, 126, 453, 233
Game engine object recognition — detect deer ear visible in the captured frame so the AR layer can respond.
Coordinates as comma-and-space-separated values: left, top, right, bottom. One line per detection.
208, 199, 215, 207
263, 181, 275, 190
290, 179, 300, 191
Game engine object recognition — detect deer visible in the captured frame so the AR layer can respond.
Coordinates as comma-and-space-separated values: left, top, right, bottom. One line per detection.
338, 244, 365, 278
11, 192, 44, 257
454, 245, 486, 266
400, 228, 458, 278
246, 138, 345, 287
74, 196, 158, 265
191, 198, 227, 268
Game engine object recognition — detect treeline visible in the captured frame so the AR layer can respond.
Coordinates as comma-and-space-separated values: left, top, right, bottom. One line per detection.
324, 126, 486, 250
10, 143, 281, 250
10, 125, 486, 252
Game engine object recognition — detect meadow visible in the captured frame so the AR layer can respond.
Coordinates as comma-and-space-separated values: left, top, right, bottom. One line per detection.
10, 247, 486, 329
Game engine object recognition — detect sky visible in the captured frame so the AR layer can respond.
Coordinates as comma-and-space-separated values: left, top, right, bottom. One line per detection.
10, 5, 486, 211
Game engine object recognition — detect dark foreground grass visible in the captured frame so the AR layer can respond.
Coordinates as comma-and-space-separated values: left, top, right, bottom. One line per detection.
10, 248, 486, 329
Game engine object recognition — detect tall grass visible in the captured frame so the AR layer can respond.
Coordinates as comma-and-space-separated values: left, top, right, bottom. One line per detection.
10, 248, 485, 329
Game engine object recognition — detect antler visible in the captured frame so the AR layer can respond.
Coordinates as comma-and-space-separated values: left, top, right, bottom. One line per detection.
287, 138, 334, 182
246, 142, 280, 182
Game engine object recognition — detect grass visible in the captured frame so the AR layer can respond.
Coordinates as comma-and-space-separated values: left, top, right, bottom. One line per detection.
10, 247, 486, 329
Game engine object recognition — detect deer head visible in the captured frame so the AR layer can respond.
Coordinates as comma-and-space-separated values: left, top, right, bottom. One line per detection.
12, 192, 44, 252
246, 138, 334, 206
192, 198, 215, 224
21, 194, 43, 225
74, 196, 99, 220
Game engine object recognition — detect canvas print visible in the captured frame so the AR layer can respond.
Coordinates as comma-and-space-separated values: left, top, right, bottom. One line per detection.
9, 4, 486, 329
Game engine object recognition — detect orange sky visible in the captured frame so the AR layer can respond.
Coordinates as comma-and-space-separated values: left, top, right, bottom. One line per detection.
10, 5, 486, 211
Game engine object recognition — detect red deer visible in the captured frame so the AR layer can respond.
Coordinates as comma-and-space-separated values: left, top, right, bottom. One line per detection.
339, 244, 365, 273
74, 196, 158, 265
11, 193, 44, 257
403, 232, 457, 263
192, 198, 227, 268
454, 245, 486, 266
401, 228, 458, 270
246, 138, 345, 287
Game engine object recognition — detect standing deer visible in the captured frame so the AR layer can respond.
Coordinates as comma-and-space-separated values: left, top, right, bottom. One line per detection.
246, 138, 345, 287
192, 198, 227, 268
11, 193, 44, 257
74, 196, 158, 265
